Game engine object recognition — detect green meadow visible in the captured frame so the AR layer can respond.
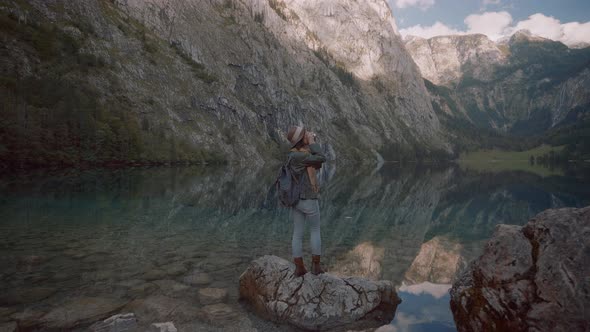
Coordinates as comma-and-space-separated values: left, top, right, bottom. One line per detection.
458, 145, 566, 177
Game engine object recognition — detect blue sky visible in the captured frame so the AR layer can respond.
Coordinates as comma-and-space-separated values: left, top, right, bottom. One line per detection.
388, 0, 590, 45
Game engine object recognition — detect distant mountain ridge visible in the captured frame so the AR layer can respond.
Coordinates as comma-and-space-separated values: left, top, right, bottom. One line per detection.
405, 30, 590, 141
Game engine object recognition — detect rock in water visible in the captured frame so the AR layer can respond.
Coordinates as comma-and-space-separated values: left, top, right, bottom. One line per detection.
89, 313, 137, 332
124, 296, 199, 323
198, 288, 228, 305
239, 255, 400, 330
41, 297, 127, 330
149, 322, 177, 332
182, 270, 211, 286
450, 207, 590, 332
198, 303, 238, 323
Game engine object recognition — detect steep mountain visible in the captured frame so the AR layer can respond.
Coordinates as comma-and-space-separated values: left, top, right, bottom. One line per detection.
405, 31, 590, 146
405, 33, 507, 86
0, 0, 450, 169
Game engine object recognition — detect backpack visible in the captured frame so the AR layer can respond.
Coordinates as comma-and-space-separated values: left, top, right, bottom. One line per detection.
275, 155, 302, 207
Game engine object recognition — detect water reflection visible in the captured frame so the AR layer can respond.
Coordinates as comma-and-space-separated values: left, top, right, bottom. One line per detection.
0, 164, 589, 331
405, 237, 463, 285
330, 242, 385, 280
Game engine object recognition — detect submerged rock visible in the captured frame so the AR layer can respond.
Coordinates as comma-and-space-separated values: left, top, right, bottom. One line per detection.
89, 313, 137, 332
198, 303, 239, 323
143, 268, 168, 281
182, 270, 212, 286
40, 297, 127, 330
198, 288, 228, 305
239, 255, 400, 331
124, 296, 199, 323
149, 322, 177, 332
450, 207, 590, 332
152, 280, 190, 296
178, 316, 257, 331
159, 262, 188, 277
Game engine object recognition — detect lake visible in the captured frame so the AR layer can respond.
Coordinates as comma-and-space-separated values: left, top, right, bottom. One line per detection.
1, 163, 589, 331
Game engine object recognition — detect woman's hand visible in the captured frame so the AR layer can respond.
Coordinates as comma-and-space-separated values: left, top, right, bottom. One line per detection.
305, 131, 316, 144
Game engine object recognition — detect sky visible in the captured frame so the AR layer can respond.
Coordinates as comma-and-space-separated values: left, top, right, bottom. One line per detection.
388, 0, 590, 46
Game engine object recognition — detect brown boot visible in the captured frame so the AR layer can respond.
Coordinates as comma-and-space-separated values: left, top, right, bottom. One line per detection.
293, 257, 307, 277
311, 255, 326, 275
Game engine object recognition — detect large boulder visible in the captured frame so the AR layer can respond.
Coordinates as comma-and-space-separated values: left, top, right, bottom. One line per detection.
239, 255, 400, 331
450, 207, 590, 332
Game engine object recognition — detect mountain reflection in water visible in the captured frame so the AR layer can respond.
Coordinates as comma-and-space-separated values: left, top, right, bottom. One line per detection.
0, 164, 589, 331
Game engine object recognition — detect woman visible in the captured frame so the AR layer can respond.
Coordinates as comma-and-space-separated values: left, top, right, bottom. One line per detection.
286, 125, 327, 277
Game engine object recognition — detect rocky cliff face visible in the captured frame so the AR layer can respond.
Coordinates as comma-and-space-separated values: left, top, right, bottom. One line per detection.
405, 31, 590, 136
116, 0, 448, 157
405, 34, 507, 86
0, 0, 450, 168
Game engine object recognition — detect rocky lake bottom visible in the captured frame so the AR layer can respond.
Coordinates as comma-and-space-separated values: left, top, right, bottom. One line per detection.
1, 163, 589, 331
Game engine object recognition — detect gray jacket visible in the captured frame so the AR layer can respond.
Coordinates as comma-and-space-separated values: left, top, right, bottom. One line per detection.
288, 143, 326, 200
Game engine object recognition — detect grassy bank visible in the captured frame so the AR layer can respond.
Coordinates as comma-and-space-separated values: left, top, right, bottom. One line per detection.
459, 145, 565, 161
458, 145, 566, 177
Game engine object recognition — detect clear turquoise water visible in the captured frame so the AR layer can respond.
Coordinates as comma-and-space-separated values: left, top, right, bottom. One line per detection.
1, 164, 589, 331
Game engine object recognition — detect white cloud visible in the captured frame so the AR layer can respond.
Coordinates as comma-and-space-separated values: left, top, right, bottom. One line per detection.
399, 282, 452, 299
394, 0, 435, 10
513, 13, 563, 41
510, 13, 590, 46
561, 22, 590, 46
399, 11, 590, 47
464, 11, 513, 41
399, 21, 463, 39
400, 11, 511, 40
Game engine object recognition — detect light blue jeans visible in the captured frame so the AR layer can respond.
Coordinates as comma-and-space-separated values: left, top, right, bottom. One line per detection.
290, 199, 321, 258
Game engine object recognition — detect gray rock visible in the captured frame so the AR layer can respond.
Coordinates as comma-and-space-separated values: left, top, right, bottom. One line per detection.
450, 206, 590, 332
149, 322, 177, 332
198, 288, 228, 305
89, 313, 137, 332
239, 255, 400, 330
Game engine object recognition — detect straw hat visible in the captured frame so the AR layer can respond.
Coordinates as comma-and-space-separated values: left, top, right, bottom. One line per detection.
287, 126, 305, 148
